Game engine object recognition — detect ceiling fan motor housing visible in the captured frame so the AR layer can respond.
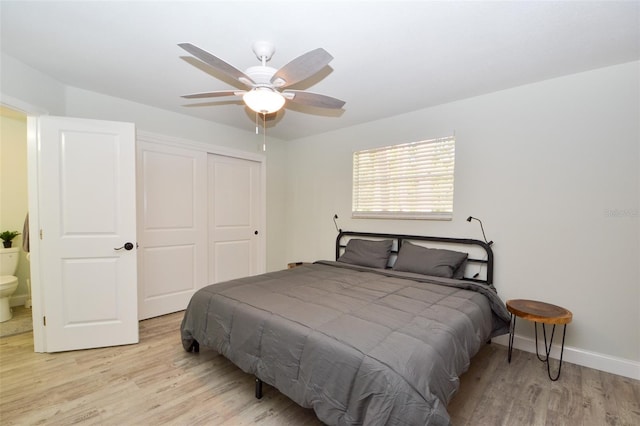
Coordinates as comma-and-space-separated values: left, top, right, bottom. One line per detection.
244, 66, 278, 86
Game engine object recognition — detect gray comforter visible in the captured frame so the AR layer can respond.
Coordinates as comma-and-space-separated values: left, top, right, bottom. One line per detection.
181, 261, 511, 425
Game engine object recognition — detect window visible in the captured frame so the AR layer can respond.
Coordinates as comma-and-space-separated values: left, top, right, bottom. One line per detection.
352, 136, 455, 220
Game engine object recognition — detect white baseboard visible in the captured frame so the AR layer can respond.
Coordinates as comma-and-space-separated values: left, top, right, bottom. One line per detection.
9, 293, 28, 307
493, 334, 640, 380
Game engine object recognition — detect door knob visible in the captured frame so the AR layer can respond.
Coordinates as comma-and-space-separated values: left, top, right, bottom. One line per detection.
114, 242, 135, 251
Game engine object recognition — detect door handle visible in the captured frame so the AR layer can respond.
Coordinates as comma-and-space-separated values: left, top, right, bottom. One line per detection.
114, 242, 135, 251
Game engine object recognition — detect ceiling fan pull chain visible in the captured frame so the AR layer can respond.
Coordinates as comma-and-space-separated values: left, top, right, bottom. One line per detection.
262, 112, 267, 152
255, 111, 259, 134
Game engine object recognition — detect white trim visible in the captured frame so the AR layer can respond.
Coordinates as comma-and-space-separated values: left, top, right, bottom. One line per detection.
0, 94, 49, 116
352, 212, 453, 221
493, 334, 640, 380
136, 130, 265, 163
27, 116, 45, 352
9, 293, 28, 307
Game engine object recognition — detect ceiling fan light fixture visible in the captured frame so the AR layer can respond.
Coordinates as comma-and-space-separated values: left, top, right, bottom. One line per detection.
179, 42, 345, 116
243, 87, 285, 114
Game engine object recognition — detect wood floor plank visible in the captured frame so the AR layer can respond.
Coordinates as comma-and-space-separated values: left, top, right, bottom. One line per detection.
581, 364, 621, 426
447, 342, 503, 424
546, 361, 584, 424
600, 368, 640, 426
1, 311, 639, 425
462, 346, 530, 425
503, 350, 551, 426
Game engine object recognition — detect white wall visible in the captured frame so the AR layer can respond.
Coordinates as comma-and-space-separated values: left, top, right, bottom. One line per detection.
0, 53, 66, 115
284, 61, 640, 373
64, 86, 264, 154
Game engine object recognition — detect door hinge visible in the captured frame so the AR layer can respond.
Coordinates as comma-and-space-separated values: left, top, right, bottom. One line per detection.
40, 229, 43, 240
43, 316, 46, 326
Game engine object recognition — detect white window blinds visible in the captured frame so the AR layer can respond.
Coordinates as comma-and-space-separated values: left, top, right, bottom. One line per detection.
352, 136, 455, 220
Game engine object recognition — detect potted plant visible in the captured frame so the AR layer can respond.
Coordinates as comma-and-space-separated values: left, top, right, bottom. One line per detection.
0, 231, 20, 248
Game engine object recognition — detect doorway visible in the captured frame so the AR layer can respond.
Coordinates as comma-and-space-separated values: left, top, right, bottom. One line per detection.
0, 106, 32, 336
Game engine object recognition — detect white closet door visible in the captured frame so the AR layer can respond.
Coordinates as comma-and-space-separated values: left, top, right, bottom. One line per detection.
209, 154, 264, 284
137, 141, 207, 320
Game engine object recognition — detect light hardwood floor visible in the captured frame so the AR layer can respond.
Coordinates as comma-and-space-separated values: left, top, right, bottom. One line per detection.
1, 311, 638, 425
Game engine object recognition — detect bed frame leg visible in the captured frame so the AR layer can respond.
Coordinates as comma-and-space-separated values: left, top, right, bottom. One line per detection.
187, 340, 199, 353
255, 378, 263, 399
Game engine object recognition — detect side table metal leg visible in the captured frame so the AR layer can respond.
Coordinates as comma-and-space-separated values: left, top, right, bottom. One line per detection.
534, 322, 553, 362
546, 324, 568, 381
535, 322, 567, 381
543, 324, 556, 361
508, 313, 516, 363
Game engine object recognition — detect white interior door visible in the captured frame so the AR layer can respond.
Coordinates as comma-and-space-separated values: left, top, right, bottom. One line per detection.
136, 139, 207, 320
35, 116, 138, 352
209, 154, 264, 283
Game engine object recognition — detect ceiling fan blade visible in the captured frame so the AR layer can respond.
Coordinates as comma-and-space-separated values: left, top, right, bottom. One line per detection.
178, 43, 254, 87
271, 48, 333, 88
181, 90, 244, 99
283, 90, 345, 109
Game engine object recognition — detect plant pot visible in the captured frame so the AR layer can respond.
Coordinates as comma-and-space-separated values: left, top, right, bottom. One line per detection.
2, 241, 12, 248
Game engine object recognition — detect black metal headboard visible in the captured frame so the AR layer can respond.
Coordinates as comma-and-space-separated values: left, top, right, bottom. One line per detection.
335, 231, 494, 285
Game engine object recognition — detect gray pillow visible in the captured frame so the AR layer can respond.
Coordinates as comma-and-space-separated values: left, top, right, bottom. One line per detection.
337, 239, 393, 269
392, 241, 468, 278
452, 259, 467, 279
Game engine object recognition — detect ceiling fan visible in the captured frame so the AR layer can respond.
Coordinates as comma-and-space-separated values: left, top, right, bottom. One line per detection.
178, 41, 345, 115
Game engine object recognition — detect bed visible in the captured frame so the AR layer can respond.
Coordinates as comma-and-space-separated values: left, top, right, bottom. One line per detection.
181, 231, 511, 425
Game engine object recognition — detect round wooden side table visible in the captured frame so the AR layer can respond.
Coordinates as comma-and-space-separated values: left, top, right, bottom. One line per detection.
506, 299, 573, 381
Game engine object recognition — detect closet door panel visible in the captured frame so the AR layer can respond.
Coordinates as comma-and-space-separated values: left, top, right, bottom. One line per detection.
137, 141, 207, 320
208, 154, 263, 284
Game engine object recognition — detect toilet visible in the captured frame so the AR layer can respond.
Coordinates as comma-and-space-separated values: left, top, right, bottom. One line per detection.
0, 247, 20, 322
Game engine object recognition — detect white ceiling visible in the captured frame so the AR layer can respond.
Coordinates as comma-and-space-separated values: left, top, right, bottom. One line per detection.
1, 1, 638, 141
